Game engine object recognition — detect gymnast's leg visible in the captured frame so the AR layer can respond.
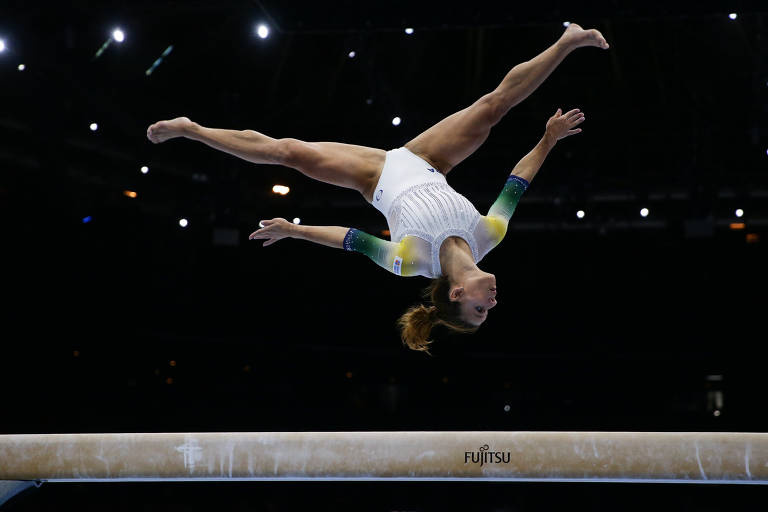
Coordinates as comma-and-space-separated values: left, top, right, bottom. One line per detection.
405, 23, 609, 174
146, 117, 386, 201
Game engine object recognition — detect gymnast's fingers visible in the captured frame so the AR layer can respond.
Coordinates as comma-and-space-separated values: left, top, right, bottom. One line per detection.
571, 115, 586, 126
567, 128, 583, 136
564, 108, 581, 119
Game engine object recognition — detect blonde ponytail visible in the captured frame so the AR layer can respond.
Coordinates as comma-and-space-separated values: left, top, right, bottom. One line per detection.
397, 304, 439, 353
396, 276, 479, 354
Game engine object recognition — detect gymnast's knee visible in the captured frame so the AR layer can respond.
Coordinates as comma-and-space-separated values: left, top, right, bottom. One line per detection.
274, 138, 310, 167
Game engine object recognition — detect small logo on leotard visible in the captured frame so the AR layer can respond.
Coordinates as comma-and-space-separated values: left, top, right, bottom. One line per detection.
393, 256, 403, 275
375, 189, 383, 201
427, 167, 436, 173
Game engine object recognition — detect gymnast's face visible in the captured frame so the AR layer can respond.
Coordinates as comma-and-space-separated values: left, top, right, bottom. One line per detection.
450, 272, 498, 326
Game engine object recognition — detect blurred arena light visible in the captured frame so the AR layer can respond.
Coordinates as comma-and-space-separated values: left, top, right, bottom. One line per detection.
272, 185, 290, 195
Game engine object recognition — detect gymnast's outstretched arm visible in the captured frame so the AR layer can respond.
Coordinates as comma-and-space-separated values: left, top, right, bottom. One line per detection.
249, 219, 424, 276
479, 108, 585, 244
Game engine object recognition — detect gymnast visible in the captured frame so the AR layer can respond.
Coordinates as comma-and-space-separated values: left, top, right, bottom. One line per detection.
147, 23, 609, 352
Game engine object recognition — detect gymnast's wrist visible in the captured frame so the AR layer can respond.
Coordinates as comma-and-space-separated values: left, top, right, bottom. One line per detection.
541, 131, 557, 148
290, 223, 306, 239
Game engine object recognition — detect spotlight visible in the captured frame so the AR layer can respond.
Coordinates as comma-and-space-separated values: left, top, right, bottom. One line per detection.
640, 207, 649, 217
735, 208, 744, 218
82, 216, 92, 224
140, 165, 149, 174
89, 122, 98, 132
123, 190, 137, 199
256, 24, 270, 39
179, 218, 189, 228
0, 40, 5, 53
348, 51, 356, 58
17, 64, 25, 71
563, 21, 571, 27
576, 210, 585, 219
112, 28, 125, 43
392, 116, 401, 126
292, 217, 301, 224
728, 13, 737, 20
404, 27, 414, 35
272, 184, 290, 195
503, 404, 511, 412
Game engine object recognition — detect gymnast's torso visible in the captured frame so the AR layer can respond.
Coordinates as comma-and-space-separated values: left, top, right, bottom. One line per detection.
342, 147, 529, 279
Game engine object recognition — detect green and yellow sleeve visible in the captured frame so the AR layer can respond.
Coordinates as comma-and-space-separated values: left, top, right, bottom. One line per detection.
480, 174, 530, 248
342, 229, 423, 277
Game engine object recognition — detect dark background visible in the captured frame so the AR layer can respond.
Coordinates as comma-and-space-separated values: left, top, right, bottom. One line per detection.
1, 1, 767, 510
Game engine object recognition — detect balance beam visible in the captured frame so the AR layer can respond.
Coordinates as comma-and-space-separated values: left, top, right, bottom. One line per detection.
1, 431, 766, 493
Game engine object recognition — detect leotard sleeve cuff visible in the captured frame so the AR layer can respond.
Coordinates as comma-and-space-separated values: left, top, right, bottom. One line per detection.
343, 228, 359, 251
507, 175, 530, 190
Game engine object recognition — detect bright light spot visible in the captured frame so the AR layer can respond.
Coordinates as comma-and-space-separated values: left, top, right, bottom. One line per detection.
728, 13, 737, 20
272, 184, 290, 195
576, 210, 585, 219
292, 217, 301, 224
257, 24, 269, 39
348, 51, 356, 58
17, 64, 25, 71
0, 40, 5, 53
123, 190, 137, 199
640, 207, 649, 217
714, 409, 721, 416
82, 216, 92, 224
179, 218, 188, 228
563, 21, 571, 27
404, 27, 414, 35
503, 404, 511, 412
392, 116, 401, 126
735, 208, 744, 218
89, 122, 98, 131
112, 29, 125, 43
140, 165, 149, 174
258, 221, 265, 228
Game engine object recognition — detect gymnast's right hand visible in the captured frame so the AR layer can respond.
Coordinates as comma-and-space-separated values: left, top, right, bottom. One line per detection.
146, 116, 195, 144
248, 218, 296, 247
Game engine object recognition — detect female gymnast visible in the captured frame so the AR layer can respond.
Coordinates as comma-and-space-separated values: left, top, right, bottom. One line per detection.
147, 23, 609, 352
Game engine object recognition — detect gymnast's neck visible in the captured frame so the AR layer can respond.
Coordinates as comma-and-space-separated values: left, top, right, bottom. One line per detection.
439, 236, 479, 283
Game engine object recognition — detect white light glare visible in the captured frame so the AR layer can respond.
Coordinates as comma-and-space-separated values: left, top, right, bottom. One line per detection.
272, 184, 290, 195
18, 64, 25, 71
112, 29, 125, 43
0, 40, 5, 53
392, 116, 401, 126
179, 218, 189, 228
404, 27, 414, 35
348, 51, 356, 58
292, 217, 301, 224
735, 208, 744, 218
640, 207, 649, 218
728, 13, 737, 20
563, 21, 571, 27
576, 210, 585, 219
257, 24, 270, 39
89, 122, 98, 132
140, 166, 149, 175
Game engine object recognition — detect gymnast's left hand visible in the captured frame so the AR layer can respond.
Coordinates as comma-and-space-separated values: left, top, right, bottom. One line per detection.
248, 218, 296, 247
545, 108, 585, 141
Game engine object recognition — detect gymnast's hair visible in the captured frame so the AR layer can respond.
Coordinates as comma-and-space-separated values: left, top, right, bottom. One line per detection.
397, 275, 479, 354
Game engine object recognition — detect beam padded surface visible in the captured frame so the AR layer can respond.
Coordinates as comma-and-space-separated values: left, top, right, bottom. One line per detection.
0, 432, 766, 483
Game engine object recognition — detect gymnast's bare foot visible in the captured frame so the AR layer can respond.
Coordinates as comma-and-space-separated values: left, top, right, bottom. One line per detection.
146, 116, 195, 144
560, 23, 609, 50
